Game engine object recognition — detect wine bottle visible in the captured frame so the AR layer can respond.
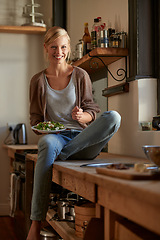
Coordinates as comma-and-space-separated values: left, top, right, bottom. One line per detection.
82, 23, 91, 55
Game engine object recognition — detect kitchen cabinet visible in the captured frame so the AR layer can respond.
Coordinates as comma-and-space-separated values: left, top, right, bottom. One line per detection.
0, 25, 46, 34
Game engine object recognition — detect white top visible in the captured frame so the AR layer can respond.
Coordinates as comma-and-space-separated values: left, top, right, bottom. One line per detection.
45, 71, 83, 130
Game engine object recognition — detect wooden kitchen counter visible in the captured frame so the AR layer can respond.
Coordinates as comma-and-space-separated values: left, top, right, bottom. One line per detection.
85, 166, 160, 238
27, 152, 152, 202
3, 144, 38, 159
26, 152, 160, 239
4, 144, 160, 239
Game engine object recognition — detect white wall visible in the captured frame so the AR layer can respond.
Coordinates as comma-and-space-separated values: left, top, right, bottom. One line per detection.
108, 79, 158, 157
0, 0, 52, 215
67, 0, 128, 118
0, 0, 26, 25
67, 0, 128, 55
67, 0, 160, 159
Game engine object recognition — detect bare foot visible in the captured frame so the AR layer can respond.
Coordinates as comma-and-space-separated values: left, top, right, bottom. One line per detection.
26, 220, 41, 240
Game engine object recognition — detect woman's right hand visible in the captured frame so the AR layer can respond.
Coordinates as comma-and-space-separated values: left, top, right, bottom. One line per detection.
72, 106, 92, 124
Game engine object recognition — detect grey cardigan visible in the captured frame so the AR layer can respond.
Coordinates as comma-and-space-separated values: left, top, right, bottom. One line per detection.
29, 66, 101, 129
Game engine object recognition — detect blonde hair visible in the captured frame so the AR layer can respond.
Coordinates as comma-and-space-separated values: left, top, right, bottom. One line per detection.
44, 26, 71, 62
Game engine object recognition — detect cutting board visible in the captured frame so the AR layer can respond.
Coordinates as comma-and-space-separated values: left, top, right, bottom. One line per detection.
96, 167, 160, 180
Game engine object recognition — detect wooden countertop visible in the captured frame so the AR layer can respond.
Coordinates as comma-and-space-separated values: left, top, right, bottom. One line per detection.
3, 144, 38, 159
6, 146, 160, 207
3, 144, 38, 151
5, 144, 160, 236
26, 152, 160, 206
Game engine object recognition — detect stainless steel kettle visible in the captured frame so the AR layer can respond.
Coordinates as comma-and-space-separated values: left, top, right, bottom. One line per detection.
13, 123, 27, 144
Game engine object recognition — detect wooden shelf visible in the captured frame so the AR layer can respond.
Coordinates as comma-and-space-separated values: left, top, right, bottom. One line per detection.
0, 25, 46, 34
102, 82, 129, 97
46, 209, 82, 240
72, 47, 128, 75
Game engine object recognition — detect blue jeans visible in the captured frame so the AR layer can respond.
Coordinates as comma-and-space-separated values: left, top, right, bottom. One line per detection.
30, 111, 121, 221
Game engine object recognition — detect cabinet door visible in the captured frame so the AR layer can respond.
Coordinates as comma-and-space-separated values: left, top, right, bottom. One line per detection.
115, 218, 160, 240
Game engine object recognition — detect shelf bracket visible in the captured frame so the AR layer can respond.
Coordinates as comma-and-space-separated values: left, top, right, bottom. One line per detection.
88, 52, 127, 82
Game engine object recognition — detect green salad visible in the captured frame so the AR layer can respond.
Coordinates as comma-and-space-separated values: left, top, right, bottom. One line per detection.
34, 121, 65, 131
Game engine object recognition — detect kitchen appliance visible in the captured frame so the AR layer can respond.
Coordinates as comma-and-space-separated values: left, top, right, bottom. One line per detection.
11, 149, 38, 239
13, 123, 27, 144
22, 0, 46, 28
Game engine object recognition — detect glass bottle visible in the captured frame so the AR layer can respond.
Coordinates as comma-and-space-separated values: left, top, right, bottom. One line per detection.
109, 29, 115, 47
91, 18, 101, 49
96, 17, 103, 47
82, 22, 91, 55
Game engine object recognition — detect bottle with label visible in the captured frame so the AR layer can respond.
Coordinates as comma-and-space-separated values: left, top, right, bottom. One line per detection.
97, 17, 104, 47
99, 23, 109, 48
109, 29, 115, 47
91, 18, 101, 49
82, 23, 91, 55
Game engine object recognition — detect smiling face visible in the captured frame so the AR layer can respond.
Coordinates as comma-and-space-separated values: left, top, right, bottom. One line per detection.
44, 35, 70, 65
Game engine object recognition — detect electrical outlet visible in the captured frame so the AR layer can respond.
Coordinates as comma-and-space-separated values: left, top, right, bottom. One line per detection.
7, 123, 17, 131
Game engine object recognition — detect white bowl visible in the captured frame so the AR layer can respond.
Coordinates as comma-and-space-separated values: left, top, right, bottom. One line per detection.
142, 145, 160, 167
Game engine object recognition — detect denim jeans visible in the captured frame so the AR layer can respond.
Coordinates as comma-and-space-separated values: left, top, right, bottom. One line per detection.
30, 110, 121, 221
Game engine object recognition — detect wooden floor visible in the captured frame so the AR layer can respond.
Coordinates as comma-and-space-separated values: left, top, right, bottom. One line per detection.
0, 216, 21, 240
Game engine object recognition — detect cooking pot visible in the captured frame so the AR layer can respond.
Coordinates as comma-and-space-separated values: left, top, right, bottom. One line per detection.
57, 192, 78, 220
65, 212, 75, 221
69, 205, 75, 217
57, 199, 69, 220
49, 193, 58, 208
65, 213, 75, 228
40, 227, 59, 240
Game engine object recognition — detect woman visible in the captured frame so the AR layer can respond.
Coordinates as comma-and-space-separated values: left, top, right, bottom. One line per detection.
27, 26, 121, 240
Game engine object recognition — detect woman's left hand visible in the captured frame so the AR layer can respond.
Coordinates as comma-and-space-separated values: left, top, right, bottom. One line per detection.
72, 106, 92, 124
